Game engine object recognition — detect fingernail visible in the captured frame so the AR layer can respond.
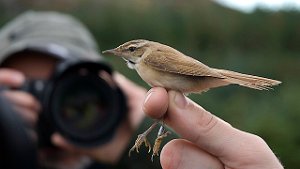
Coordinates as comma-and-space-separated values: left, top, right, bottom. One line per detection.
174, 92, 187, 109
144, 88, 154, 105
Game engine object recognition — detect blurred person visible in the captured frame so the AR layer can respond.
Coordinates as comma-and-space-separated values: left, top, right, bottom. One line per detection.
0, 11, 283, 169
0, 11, 164, 169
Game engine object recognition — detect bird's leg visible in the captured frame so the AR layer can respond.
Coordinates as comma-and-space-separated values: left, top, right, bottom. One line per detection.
129, 120, 159, 156
151, 122, 171, 161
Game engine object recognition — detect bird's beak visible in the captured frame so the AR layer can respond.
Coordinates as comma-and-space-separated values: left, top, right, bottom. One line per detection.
102, 48, 118, 55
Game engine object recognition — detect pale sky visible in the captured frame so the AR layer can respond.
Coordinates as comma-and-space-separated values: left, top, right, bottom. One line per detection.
214, 0, 300, 13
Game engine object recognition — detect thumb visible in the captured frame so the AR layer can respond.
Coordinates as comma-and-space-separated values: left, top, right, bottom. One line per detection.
51, 133, 78, 152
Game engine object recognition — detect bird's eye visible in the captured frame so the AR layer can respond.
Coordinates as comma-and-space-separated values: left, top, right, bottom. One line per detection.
128, 46, 136, 52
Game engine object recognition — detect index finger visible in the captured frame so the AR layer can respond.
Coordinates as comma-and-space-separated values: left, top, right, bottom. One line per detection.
144, 89, 280, 166
0, 68, 25, 87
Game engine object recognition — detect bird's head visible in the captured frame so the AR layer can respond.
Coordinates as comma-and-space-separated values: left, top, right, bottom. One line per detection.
102, 39, 151, 68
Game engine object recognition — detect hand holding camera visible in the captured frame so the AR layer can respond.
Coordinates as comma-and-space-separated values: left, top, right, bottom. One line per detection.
0, 68, 40, 128
0, 60, 147, 165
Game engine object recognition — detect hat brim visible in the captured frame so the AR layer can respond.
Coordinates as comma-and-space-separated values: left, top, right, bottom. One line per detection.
0, 38, 102, 65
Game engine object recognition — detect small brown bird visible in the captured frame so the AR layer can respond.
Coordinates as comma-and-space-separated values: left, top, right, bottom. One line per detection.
103, 39, 281, 159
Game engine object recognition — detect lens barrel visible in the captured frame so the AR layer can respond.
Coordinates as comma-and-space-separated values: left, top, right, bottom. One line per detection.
25, 60, 127, 147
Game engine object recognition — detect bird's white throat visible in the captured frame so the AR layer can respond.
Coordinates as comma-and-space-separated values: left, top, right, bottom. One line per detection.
123, 57, 136, 69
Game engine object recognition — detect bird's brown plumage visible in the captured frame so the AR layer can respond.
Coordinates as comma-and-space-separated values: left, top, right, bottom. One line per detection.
143, 43, 224, 78
103, 39, 281, 93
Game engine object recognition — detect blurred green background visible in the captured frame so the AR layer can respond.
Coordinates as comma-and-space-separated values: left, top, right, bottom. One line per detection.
0, 0, 299, 168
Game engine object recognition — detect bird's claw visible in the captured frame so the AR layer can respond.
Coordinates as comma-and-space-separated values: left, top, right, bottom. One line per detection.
151, 126, 171, 161
128, 121, 159, 157
129, 133, 151, 157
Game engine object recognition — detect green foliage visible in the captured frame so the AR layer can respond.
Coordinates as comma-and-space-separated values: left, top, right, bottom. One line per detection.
0, 0, 299, 168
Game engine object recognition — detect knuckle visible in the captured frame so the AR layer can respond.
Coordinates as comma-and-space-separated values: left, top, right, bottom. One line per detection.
180, 102, 221, 144
192, 114, 219, 143
232, 133, 273, 166
192, 104, 219, 134
247, 133, 269, 151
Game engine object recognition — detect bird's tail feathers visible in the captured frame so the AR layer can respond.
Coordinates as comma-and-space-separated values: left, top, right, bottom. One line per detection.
214, 69, 281, 90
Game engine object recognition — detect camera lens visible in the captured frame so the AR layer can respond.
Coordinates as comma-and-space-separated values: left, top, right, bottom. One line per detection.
45, 66, 124, 146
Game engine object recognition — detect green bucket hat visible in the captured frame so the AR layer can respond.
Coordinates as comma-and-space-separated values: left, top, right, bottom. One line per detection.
0, 11, 101, 64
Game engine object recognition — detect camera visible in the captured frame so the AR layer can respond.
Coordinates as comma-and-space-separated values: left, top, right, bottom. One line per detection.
21, 59, 127, 147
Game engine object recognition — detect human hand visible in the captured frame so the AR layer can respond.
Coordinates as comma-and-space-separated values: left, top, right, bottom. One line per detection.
1, 68, 147, 165
0, 68, 41, 127
143, 87, 283, 169
51, 73, 147, 164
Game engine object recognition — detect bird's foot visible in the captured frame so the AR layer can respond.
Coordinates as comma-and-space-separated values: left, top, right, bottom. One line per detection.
128, 133, 151, 156
151, 125, 171, 161
128, 121, 159, 156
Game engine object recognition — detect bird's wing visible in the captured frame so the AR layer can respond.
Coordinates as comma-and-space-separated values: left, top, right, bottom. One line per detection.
143, 50, 224, 78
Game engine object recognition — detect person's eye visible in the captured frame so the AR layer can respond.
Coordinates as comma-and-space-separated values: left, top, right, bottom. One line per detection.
129, 47, 136, 52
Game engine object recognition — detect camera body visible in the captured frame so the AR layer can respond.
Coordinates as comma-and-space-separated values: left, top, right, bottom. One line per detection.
21, 59, 127, 147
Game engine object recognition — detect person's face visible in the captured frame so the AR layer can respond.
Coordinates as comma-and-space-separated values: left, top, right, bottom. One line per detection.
2, 51, 58, 79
